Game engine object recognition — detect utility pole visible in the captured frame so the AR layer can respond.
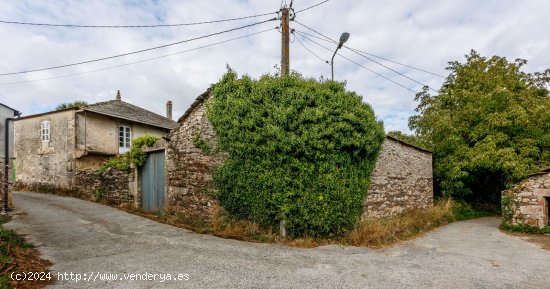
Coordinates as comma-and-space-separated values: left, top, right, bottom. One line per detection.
279, 2, 292, 237
2, 118, 13, 215
280, 7, 290, 76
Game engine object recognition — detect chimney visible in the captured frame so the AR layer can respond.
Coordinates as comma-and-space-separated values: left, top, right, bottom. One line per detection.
116, 90, 121, 102
166, 101, 172, 120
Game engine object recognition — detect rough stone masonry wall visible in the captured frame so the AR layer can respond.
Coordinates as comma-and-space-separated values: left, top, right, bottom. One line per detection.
362, 138, 434, 219
502, 171, 550, 228
0, 160, 12, 208
166, 100, 223, 224
73, 168, 135, 206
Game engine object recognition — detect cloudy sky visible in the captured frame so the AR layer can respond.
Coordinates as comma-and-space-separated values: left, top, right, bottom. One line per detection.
0, 0, 549, 132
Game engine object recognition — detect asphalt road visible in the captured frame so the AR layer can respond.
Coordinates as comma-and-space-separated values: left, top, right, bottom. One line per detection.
6, 192, 550, 288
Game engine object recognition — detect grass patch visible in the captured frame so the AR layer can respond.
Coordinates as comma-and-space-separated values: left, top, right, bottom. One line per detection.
119, 204, 275, 242
287, 199, 498, 248
500, 223, 550, 234
120, 199, 497, 249
342, 199, 456, 248
452, 201, 498, 221
0, 215, 52, 288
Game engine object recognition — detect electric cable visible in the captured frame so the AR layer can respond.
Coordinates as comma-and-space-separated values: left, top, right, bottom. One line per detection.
295, 0, 330, 14
293, 21, 444, 78
296, 32, 417, 93
292, 31, 328, 64
0, 17, 277, 76
0, 11, 277, 28
0, 27, 277, 86
293, 22, 438, 92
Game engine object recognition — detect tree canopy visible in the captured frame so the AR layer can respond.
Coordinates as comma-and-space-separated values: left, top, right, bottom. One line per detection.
207, 69, 385, 237
409, 50, 550, 203
55, 101, 88, 111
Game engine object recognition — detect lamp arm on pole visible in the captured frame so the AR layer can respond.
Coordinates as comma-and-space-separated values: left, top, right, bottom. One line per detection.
331, 47, 339, 81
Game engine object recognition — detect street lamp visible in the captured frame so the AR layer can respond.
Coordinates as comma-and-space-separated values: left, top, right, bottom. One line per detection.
331, 32, 350, 81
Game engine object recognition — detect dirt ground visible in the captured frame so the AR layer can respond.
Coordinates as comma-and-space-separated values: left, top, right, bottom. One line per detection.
503, 232, 550, 251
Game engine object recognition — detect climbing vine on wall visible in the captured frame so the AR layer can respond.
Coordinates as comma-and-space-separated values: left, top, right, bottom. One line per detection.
97, 135, 161, 175
207, 69, 386, 237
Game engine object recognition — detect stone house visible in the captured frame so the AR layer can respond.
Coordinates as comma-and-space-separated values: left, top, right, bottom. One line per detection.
165, 91, 434, 224
14, 91, 176, 205
502, 169, 550, 228
0, 103, 21, 209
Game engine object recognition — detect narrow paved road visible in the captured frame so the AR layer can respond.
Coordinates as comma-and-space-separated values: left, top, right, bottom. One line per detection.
6, 192, 550, 288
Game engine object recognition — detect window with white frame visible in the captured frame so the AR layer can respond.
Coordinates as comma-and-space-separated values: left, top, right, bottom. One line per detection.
119, 125, 131, 154
40, 120, 50, 142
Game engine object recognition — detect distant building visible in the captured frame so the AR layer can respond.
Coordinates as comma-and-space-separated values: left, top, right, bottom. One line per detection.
0, 103, 21, 161
502, 169, 550, 228
0, 103, 21, 208
14, 91, 176, 192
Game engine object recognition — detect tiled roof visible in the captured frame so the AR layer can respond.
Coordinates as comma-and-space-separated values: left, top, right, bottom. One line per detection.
85, 100, 176, 129
0, 103, 21, 116
385, 135, 432, 154
177, 90, 210, 123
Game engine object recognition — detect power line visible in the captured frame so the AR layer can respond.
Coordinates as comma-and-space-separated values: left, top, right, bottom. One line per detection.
293, 32, 329, 64
347, 47, 445, 78
293, 20, 444, 78
0, 27, 277, 86
348, 47, 439, 92
0, 17, 277, 76
295, 31, 417, 93
293, 29, 444, 78
0, 11, 277, 28
295, 0, 330, 14
293, 21, 438, 92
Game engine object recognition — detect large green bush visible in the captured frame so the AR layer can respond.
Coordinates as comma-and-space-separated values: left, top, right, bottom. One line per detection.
207, 70, 385, 237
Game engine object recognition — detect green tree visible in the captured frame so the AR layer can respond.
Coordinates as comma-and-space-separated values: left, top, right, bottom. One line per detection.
208, 69, 386, 237
55, 101, 88, 111
409, 50, 550, 204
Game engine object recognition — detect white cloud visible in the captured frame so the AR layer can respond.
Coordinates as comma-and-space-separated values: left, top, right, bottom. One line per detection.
0, 0, 549, 132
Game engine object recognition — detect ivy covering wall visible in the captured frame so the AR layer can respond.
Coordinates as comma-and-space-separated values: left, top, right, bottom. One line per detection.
207, 70, 385, 237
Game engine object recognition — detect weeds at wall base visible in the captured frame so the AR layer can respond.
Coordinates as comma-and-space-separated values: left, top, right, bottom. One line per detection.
119, 198, 496, 249
0, 215, 52, 289
118, 204, 277, 243
500, 223, 550, 234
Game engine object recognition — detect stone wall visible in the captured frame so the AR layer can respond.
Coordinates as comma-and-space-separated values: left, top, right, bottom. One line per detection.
166, 94, 223, 223
362, 136, 434, 219
0, 160, 12, 208
168, 94, 434, 223
73, 168, 135, 206
502, 170, 550, 228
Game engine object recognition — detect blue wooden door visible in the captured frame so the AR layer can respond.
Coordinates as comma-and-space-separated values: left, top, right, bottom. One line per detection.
142, 150, 165, 211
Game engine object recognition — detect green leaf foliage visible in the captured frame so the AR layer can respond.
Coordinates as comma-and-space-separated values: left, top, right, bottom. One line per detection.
97, 134, 160, 174
192, 133, 212, 155
409, 50, 550, 203
55, 101, 88, 111
207, 69, 385, 237
128, 135, 161, 167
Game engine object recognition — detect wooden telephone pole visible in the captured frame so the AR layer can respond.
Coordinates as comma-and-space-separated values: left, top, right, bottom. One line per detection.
280, 7, 290, 76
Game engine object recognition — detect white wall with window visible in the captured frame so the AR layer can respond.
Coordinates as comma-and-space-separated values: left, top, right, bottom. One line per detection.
119, 125, 132, 154
40, 120, 50, 142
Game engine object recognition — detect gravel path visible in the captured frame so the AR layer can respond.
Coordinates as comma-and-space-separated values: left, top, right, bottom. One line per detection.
6, 192, 550, 288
